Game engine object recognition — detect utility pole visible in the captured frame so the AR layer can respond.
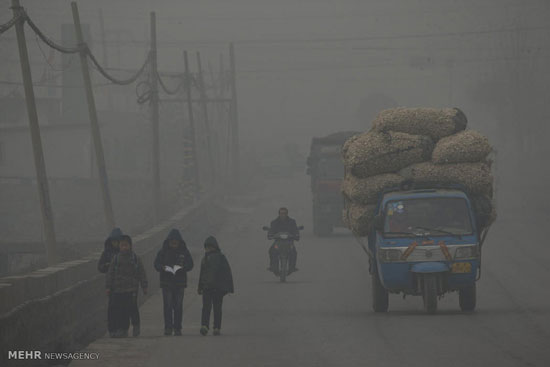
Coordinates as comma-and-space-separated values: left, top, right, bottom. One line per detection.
229, 43, 240, 184
150, 12, 161, 222
98, 8, 113, 110
219, 53, 225, 92
71, 2, 116, 232
207, 59, 222, 180
11, 0, 58, 265
183, 50, 200, 198
196, 52, 216, 184
220, 53, 231, 182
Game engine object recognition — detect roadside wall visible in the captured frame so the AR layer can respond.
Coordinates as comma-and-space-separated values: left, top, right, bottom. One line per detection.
0, 195, 225, 366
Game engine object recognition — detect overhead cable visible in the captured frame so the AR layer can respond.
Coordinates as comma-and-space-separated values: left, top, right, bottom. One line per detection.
0, 13, 20, 35
86, 47, 150, 85
24, 12, 81, 54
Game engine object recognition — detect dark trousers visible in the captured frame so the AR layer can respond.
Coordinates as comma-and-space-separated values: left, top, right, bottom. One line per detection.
111, 292, 137, 332
201, 290, 225, 330
162, 287, 185, 330
108, 292, 139, 332
269, 244, 298, 271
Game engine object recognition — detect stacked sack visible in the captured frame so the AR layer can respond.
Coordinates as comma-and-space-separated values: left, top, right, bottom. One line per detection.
342, 107, 496, 236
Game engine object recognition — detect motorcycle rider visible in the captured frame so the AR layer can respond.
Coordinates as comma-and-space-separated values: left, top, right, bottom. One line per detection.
267, 207, 299, 275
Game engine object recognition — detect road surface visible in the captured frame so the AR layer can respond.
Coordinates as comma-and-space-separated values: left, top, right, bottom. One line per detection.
72, 174, 550, 367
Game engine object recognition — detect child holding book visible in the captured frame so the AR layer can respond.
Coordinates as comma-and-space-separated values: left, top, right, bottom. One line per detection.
154, 229, 194, 336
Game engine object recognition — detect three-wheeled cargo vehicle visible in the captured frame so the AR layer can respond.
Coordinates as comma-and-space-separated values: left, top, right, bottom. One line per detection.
366, 184, 490, 314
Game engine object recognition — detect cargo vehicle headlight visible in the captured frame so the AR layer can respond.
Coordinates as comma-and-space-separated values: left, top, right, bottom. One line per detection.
454, 245, 478, 259
379, 248, 402, 262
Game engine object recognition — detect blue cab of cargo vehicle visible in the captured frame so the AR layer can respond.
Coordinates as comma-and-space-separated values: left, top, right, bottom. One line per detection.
368, 187, 482, 313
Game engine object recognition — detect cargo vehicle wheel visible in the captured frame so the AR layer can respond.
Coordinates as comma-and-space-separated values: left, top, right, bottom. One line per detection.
459, 284, 476, 311
372, 270, 388, 312
422, 274, 438, 314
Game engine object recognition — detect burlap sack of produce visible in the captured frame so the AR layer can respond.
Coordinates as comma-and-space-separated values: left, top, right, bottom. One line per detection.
471, 194, 497, 231
342, 131, 434, 178
343, 203, 377, 237
432, 130, 492, 164
372, 107, 467, 141
399, 161, 493, 197
342, 173, 404, 205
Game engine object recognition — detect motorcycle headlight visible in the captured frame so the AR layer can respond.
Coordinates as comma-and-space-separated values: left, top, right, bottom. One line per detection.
454, 245, 478, 259
378, 248, 402, 262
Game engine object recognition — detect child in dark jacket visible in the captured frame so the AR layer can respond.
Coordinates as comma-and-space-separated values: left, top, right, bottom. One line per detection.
198, 236, 234, 336
98, 228, 123, 337
98, 228, 123, 273
154, 229, 194, 336
106, 235, 148, 338
98, 228, 141, 337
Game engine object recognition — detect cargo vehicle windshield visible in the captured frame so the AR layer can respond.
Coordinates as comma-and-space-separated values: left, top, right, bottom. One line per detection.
383, 197, 473, 237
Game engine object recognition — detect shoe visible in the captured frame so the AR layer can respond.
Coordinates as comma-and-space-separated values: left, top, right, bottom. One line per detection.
213, 328, 220, 336
133, 325, 140, 337
174, 329, 182, 336
164, 328, 173, 336
200, 325, 209, 336
114, 330, 128, 338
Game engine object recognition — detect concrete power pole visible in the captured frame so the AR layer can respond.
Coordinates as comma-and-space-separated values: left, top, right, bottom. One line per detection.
98, 8, 113, 111
196, 52, 216, 184
183, 50, 200, 198
11, 0, 58, 265
150, 12, 161, 222
71, 2, 116, 231
229, 43, 240, 184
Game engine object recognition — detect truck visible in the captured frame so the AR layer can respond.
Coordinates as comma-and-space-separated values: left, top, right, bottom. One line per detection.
306, 131, 358, 236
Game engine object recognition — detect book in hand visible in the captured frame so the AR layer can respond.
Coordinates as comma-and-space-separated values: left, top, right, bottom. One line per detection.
164, 265, 182, 274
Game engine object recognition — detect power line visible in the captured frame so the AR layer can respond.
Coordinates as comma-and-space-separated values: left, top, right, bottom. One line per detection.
3, 23, 549, 49
0, 79, 111, 88
0, 13, 21, 35
34, 34, 74, 72
80, 24, 550, 47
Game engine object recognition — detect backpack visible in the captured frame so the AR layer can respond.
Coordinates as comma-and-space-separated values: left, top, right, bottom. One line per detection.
110, 252, 139, 287
113, 252, 138, 271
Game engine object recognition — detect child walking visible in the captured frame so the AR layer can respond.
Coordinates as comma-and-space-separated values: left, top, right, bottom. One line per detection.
98, 227, 122, 337
198, 236, 234, 336
154, 229, 194, 336
106, 235, 148, 338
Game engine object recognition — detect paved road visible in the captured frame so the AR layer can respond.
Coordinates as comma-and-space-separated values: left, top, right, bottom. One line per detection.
72, 174, 550, 367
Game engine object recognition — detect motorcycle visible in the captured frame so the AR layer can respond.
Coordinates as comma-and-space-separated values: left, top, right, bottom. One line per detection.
262, 225, 304, 282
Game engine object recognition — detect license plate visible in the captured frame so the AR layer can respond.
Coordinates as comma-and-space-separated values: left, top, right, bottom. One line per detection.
451, 262, 471, 273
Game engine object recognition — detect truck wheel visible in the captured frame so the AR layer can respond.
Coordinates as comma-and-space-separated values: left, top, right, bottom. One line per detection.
372, 270, 389, 312
422, 274, 438, 314
313, 214, 332, 237
318, 224, 333, 237
459, 284, 476, 311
